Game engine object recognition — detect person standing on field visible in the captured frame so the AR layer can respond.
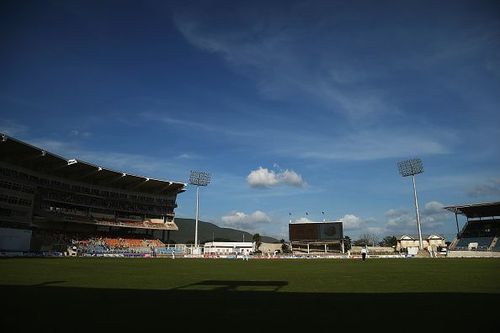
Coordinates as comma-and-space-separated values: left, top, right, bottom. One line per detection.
361, 246, 367, 261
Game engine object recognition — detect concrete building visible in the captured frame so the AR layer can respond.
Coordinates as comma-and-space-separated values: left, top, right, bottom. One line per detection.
203, 241, 254, 256
396, 234, 446, 253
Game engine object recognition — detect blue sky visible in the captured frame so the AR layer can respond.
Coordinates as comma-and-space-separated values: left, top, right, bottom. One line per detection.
1, 0, 499, 241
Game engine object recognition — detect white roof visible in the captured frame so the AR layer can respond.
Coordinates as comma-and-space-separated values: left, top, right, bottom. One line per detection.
203, 241, 254, 247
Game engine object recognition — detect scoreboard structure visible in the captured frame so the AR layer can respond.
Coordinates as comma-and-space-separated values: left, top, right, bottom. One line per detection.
289, 221, 343, 241
289, 221, 345, 254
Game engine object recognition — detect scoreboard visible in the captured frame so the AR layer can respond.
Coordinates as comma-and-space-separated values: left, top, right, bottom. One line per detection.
289, 222, 343, 241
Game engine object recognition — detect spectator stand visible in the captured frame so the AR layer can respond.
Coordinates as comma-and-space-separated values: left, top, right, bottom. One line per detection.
444, 201, 500, 256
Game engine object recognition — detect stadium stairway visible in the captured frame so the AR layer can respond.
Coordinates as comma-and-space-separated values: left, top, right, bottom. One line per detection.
449, 238, 459, 250
415, 249, 431, 258
488, 237, 498, 251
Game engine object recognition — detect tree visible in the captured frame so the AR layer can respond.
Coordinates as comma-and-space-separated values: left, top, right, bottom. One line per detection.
278, 238, 291, 254
343, 236, 352, 251
252, 233, 262, 251
355, 233, 379, 247
352, 238, 366, 246
379, 235, 397, 247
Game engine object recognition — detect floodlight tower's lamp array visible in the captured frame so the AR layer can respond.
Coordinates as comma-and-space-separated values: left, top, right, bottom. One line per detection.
189, 171, 211, 250
189, 171, 211, 186
397, 158, 424, 250
398, 158, 424, 177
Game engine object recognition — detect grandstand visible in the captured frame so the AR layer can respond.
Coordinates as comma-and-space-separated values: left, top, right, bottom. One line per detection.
444, 201, 500, 254
0, 133, 186, 255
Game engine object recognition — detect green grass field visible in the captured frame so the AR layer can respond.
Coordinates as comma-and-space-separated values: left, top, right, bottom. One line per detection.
1, 257, 499, 330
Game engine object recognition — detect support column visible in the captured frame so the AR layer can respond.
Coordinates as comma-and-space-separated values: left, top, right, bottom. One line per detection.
194, 186, 200, 248
454, 213, 460, 238
412, 174, 423, 249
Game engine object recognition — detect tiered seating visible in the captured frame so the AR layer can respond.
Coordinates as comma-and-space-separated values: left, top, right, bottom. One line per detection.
460, 220, 498, 238
156, 247, 184, 255
74, 236, 166, 255
72, 238, 109, 254
452, 218, 500, 251
92, 218, 172, 230
454, 237, 494, 250
85, 244, 107, 253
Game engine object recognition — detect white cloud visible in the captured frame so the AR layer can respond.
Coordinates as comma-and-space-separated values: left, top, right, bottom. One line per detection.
281, 169, 305, 187
468, 178, 500, 197
365, 226, 385, 235
247, 167, 306, 188
384, 208, 413, 228
295, 128, 454, 161
28, 139, 76, 155
69, 130, 91, 138
423, 201, 445, 215
221, 210, 271, 230
141, 112, 262, 140
384, 201, 451, 234
0, 120, 28, 137
385, 208, 405, 219
152, 115, 219, 133
293, 217, 313, 223
339, 214, 364, 230
174, 12, 388, 119
175, 153, 201, 160
17, 137, 187, 181
149, 110, 454, 161
174, 6, 490, 124
173, 6, 469, 162
247, 167, 279, 187
421, 201, 451, 228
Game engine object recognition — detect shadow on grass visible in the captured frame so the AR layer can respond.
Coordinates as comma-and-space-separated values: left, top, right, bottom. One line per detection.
174, 280, 288, 291
31, 280, 67, 287
1, 283, 499, 331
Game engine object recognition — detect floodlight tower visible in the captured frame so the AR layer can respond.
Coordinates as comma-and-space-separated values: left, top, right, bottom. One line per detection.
397, 158, 424, 249
189, 171, 211, 250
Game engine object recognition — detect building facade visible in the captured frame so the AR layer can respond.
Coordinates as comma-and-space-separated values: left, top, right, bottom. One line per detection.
203, 241, 255, 256
396, 234, 446, 252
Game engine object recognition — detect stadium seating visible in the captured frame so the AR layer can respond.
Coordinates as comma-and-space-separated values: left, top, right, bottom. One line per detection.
155, 247, 184, 255
459, 220, 498, 238
451, 218, 500, 251
72, 236, 167, 256
454, 237, 494, 250
0, 135, 184, 255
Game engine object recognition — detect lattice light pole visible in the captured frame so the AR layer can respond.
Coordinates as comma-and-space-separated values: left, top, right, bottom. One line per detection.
398, 158, 424, 249
189, 171, 211, 249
